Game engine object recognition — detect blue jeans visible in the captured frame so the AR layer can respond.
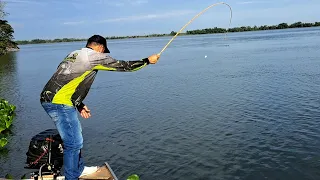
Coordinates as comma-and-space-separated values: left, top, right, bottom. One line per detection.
41, 102, 84, 180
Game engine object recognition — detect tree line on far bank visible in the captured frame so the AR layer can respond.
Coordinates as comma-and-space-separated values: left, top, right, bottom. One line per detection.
15, 21, 320, 45
185, 22, 320, 34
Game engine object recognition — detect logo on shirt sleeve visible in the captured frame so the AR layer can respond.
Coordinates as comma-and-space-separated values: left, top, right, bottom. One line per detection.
63, 53, 79, 62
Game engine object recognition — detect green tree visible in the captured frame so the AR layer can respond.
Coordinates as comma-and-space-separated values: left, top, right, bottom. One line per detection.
170, 31, 177, 36
0, 1, 18, 55
302, 22, 313, 27
290, 21, 303, 28
0, 20, 18, 55
277, 23, 289, 29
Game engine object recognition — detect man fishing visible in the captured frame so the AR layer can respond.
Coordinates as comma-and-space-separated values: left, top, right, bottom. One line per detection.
39, 34, 160, 179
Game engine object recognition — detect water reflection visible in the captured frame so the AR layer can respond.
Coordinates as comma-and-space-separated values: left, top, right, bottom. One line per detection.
0, 52, 20, 102
0, 143, 9, 157
0, 52, 17, 74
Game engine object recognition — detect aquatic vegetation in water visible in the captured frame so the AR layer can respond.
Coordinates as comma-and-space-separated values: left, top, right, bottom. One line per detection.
0, 137, 8, 148
0, 99, 16, 148
127, 174, 140, 180
5, 174, 14, 179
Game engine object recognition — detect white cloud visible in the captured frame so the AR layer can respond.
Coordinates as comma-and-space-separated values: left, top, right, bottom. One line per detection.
95, 0, 148, 6
130, 0, 148, 5
62, 10, 194, 25
63, 21, 85, 25
113, 2, 125, 6
4, 0, 43, 4
237, 1, 269, 5
98, 10, 194, 23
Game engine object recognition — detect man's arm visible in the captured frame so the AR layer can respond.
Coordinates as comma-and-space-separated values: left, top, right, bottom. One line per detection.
89, 54, 149, 72
89, 53, 159, 72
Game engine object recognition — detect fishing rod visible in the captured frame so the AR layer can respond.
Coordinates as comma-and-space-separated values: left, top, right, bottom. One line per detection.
158, 2, 233, 56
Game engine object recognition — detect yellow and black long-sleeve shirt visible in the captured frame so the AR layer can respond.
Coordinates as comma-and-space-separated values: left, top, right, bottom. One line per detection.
40, 47, 150, 108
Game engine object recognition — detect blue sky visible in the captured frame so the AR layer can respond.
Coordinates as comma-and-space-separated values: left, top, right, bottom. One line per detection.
3, 0, 320, 40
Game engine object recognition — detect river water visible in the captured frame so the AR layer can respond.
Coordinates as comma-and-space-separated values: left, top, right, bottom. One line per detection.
0, 27, 320, 180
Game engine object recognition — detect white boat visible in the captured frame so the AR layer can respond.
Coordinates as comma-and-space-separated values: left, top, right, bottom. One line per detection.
0, 129, 119, 180
0, 162, 118, 180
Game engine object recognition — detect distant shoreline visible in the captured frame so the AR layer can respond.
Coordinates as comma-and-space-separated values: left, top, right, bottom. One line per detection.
15, 21, 320, 45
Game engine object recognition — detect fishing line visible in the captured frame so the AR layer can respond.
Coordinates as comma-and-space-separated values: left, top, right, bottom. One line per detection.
158, 2, 233, 56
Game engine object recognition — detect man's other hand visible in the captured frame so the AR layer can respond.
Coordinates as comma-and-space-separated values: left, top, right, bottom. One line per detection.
148, 54, 160, 64
80, 105, 91, 119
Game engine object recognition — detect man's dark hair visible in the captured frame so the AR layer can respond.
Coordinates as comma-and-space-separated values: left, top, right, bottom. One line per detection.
86, 35, 110, 53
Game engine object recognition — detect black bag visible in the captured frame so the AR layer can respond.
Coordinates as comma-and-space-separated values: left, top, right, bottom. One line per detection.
25, 129, 64, 169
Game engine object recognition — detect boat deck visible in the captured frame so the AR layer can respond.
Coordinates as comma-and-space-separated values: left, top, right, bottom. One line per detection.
0, 162, 118, 180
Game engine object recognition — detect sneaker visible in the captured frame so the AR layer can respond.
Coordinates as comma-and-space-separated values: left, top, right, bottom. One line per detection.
80, 166, 99, 177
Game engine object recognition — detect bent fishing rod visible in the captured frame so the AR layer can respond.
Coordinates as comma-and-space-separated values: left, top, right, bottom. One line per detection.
158, 2, 233, 56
